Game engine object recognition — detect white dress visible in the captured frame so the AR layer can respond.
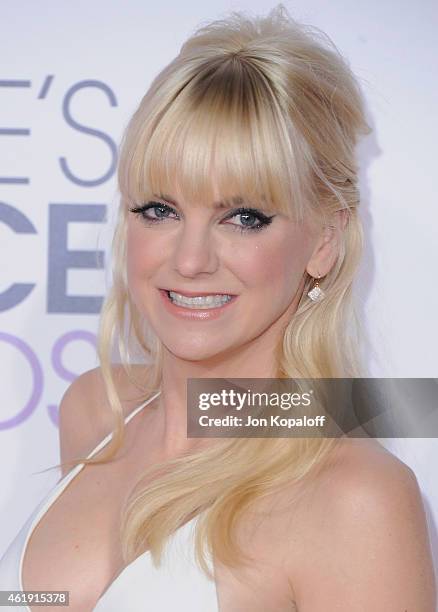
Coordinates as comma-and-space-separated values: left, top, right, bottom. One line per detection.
0, 391, 219, 611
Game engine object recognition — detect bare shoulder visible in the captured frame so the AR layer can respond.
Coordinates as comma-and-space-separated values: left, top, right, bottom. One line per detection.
58, 364, 153, 477
309, 437, 420, 508
284, 438, 436, 611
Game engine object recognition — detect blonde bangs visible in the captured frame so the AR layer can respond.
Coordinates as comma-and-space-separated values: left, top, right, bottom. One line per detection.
121, 59, 313, 222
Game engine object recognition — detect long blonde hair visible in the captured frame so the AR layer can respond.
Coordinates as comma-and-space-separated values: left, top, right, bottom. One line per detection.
62, 4, 371, 577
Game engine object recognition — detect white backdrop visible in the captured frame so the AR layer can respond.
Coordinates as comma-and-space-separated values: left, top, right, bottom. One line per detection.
1, 0, 437, 584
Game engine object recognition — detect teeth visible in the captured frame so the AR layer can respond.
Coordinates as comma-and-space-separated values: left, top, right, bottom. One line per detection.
168, 291, 233, 309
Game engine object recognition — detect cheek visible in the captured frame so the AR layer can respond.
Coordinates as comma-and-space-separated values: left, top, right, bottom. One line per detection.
231, 231, 312, 295
126, 222, 159, 283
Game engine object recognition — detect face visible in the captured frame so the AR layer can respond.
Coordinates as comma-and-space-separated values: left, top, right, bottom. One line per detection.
126, 183, 319, 363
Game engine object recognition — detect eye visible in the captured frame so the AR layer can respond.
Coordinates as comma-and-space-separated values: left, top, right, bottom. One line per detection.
129, 201, 178, 223
129, 201, 276, 233
222, 207, 275, 233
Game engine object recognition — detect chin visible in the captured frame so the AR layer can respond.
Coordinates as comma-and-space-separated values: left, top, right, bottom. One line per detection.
161, 336, 234, 364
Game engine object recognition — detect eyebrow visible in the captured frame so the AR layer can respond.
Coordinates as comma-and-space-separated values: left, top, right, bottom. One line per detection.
154, 193, 245, 210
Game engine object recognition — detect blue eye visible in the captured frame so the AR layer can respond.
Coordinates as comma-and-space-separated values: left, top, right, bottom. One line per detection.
129, 201, 275, 233
223, 207, 275, 233
129, 201, 178, 222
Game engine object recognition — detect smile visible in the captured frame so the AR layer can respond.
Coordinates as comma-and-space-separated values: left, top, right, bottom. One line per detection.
167, 290, 233, 309
158, 288, 238, 320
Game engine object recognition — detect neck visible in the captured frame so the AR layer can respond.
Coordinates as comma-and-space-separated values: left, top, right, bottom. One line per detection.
154, 321, 282, 457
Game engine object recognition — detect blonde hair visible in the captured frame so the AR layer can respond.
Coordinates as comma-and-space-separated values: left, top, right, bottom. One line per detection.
62, 4, 371, 577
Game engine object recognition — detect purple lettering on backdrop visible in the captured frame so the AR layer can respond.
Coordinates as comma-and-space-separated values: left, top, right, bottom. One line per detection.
0, 201, 37, 311
0, 332, 43, 429
0, 79, 31, 185
47, 203, 106, 314
60, 80, 118, 187
47, 330, 97, 426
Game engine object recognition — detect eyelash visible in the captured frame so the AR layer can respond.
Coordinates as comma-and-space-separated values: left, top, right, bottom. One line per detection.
129, 201, 275, 234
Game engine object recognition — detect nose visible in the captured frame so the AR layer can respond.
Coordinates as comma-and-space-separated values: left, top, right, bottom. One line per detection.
172, 221, 219, 278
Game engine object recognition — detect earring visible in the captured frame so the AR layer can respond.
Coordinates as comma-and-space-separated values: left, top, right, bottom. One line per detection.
307, 272, 325, 302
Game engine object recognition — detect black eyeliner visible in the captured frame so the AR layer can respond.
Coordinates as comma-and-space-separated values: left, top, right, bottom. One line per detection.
223, 206, 275, 223
129, 201, 275, 232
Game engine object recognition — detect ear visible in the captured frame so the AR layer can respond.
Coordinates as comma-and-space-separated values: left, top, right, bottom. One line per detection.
306, 210, 348, 278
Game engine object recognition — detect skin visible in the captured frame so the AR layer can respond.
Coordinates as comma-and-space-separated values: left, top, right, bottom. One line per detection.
126, 182, 345, 456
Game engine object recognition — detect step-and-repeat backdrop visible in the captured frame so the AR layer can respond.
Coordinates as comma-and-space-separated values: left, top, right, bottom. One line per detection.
1, 0, 437, 579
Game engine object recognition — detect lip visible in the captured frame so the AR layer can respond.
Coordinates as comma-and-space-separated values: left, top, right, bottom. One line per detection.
158, 289, 238, 320
161, 288, 237, 297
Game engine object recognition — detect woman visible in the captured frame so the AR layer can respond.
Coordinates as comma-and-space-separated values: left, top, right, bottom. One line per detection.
0, 4, 435, 611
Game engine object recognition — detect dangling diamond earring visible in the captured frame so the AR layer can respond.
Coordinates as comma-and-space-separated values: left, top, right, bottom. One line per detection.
307, 272, 325, 302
